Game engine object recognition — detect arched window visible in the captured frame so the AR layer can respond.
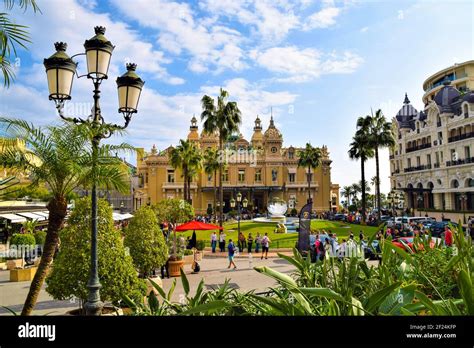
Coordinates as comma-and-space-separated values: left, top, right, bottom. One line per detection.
466, 178, 474, 188
451, 179, 459, 188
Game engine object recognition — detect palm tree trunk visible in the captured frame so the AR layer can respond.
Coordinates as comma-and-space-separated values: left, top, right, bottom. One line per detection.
213, 171, 217, 222
307, 166, 311, 203
187, 176, 191, 204
21, 195, 67, 315
361, 160, 366, 224
183, 166, 188, 202
218, 136, 223, 227
375, 146, 381, 222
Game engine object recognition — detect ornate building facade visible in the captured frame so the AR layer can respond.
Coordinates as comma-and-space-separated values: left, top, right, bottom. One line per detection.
135, 116, 340, 214
389, 61, 474, 218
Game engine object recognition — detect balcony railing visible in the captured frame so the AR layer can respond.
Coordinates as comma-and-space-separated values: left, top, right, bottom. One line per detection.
404, 164, 432, 173
406, 143, 431, 153
391, 169, 400, 176
446, 157, 474, 167
286, 181, 319, 187
447, 131, 474, 143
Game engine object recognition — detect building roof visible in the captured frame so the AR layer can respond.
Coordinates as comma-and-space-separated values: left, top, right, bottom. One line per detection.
264, 116, 282, 140
434, 79, 461, 113
395, 93, 418, 129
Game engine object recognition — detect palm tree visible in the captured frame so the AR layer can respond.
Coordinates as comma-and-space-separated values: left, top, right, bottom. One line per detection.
1, 0, 41, 87
297, 143, 322, 203
349, 184, 359, 206
348, 132, 374, 223
0, 118, 130, 315
341, 186, 351, 209
169, 139, 202, 203
203, 147, 219, 221
201, 89, 241, 226
365, 109, 395, 221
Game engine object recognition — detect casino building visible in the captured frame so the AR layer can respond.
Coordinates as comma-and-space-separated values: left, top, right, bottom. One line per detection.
389, 61, 474, 220
134, 116, 340, 214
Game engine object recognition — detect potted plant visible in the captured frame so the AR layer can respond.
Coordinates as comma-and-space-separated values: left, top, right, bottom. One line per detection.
194, 240, 206, 261
7, 233, 36, 278
182, 249, 194, 265
152, 199, 194, 277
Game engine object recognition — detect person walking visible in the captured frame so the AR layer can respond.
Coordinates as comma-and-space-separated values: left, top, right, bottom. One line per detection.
211, 231, 217, 253
227, 239, 237, 270
247, 233, 254, 253
444, 225, 453, 247
261, 233, 271, 260
219, 231, 226, 252
255, 233, 262, 253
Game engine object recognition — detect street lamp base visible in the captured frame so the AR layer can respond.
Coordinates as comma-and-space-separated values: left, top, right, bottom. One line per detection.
84, 299, 104, 316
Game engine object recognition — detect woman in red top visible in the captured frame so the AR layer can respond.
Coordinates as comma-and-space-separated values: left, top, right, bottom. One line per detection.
444, 226, 453, 247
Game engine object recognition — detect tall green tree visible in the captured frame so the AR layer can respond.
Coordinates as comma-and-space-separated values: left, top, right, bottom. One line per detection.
1, 0, 41, 87
297, 143, 322, 203
365, 110, 395, 221
349, 132, 374, 223
201, 89, 241, 226
46, 197, 146, 311
0, 118, 131, 315
124, 206, 168, 276
203, 147, 219, 221
341, 186, 351, 209
169, 139, 202, 203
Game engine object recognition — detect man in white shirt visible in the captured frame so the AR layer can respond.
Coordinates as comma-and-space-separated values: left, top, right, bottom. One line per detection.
211, 231, 217, 253
219, 232, 226, 252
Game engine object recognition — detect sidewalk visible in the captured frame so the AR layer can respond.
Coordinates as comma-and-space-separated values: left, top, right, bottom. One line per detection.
202, 247, 292, 259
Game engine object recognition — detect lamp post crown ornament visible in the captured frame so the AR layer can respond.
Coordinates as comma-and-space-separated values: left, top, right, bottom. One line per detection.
84, 26, 114, 50
54, 42, 67, 51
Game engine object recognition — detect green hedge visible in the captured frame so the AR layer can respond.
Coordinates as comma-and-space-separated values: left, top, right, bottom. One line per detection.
10, 233, 36, 247
34, 231, 47, 246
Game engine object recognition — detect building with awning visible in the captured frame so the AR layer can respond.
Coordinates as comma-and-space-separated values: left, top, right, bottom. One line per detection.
0, 213, 27, 223
112, 212, 134, 221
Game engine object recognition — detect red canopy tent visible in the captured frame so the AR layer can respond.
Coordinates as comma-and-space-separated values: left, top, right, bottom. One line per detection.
175, 221, 223, 231
175, 221, 222, 250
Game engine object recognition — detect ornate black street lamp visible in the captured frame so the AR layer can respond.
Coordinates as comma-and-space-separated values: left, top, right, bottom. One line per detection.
44, 26, 144, 316
230, 192, 248, 236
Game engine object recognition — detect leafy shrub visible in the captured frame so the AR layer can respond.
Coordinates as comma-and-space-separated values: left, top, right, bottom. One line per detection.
34, 231, 47, 246
183, 249, 194, 256
195, 240, 206, 251
406, 246, 458, 299
124, 206, 168, 276
10, 233, 36, 247
46, 197, 146, 308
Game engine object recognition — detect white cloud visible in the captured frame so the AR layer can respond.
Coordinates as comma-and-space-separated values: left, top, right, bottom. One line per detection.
111, 0, 247, 73
250, 46, 363, 83
303, 7, 341, 30
12, 0, 183, 85
360, 26, 369, 33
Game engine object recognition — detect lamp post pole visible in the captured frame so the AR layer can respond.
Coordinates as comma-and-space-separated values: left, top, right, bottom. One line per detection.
44, 27, 144, 315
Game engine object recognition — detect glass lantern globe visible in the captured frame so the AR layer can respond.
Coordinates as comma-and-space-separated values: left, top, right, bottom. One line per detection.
43, 42, 77, 101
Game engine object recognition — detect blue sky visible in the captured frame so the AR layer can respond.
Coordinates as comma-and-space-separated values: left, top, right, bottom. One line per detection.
1, 0, 473, 195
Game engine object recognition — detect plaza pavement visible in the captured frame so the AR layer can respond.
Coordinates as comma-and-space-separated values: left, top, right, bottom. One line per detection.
0, 253, 296, 315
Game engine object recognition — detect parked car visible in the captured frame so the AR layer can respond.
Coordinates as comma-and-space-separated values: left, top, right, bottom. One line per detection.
391, 236, 441, 252
334, 213, 346, 221
429, 221, 459, 237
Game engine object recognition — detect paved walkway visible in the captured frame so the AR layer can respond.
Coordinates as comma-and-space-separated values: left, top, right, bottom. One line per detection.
0, 269, 78, 316
161, 256, 295, 302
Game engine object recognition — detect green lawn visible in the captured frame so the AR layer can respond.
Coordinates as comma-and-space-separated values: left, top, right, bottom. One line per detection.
175, 220, 380, 249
